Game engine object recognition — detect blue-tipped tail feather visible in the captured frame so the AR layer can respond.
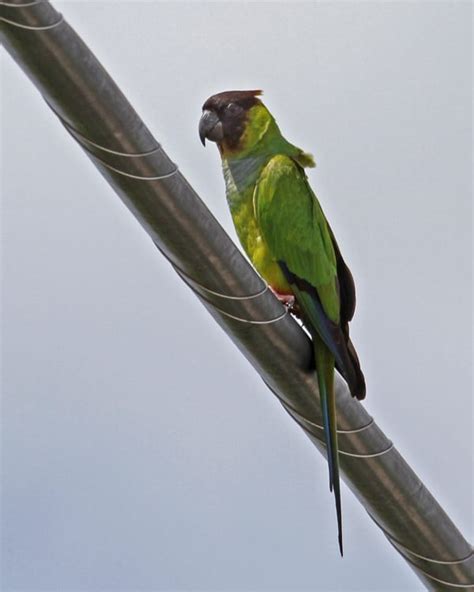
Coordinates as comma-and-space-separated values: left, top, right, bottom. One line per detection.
314, 334, 343, 557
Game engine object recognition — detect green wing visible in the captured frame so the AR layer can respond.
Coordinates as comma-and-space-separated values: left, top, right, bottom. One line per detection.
254, 154, 340, 322
254, 154, 365, 399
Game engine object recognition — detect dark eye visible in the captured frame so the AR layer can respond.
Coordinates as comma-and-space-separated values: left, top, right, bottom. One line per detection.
226, 103, 240, 115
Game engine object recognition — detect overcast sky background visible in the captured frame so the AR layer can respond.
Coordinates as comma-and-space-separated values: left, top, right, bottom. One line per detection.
2, 2, 472, 591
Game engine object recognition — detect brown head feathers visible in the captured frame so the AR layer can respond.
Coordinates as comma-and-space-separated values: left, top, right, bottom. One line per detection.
201, 90, 264, 150
202, 89, 263, 112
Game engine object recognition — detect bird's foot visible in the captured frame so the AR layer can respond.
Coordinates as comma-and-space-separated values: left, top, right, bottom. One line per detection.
270, 289, 302, 319
273, 292, 295, 307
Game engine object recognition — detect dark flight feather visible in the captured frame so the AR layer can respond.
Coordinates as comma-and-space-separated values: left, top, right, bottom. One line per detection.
279, 260, 365, 400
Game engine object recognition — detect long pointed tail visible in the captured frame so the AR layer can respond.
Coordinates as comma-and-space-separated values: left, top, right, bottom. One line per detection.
314, 334, 343, 556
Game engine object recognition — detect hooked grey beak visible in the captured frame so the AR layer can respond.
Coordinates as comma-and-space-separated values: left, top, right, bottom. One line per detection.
199, 110, 224, 146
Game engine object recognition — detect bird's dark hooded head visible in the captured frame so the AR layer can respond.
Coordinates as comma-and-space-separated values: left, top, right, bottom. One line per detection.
199, 89, 266, 154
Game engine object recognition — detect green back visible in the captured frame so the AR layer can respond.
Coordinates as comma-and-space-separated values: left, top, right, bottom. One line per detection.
255, 155, 340, 323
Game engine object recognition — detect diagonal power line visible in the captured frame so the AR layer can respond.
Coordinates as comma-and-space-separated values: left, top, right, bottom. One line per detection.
1, 2, 473, 590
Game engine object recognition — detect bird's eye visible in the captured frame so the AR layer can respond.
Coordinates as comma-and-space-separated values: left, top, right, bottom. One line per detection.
226, 103, 240, 114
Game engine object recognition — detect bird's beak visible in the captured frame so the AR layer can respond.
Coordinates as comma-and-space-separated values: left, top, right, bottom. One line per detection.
199, 110, 224, 146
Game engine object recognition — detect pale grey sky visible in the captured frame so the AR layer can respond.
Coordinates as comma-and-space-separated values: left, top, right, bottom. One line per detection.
2, 2, 472, 591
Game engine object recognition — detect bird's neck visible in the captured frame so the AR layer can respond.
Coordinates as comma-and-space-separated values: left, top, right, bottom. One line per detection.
221, 122, 287, 202
221, 118, 314, 201
222, 153, 267, 203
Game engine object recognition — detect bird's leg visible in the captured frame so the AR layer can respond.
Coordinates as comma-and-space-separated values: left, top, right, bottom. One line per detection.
270, 288, 302, 319
272, 290, 295, 307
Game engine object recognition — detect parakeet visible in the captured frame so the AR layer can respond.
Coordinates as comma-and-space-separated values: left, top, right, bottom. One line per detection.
199, 90, 365, 555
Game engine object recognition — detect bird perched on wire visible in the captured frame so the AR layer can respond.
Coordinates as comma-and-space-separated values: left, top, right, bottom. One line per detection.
199, 89, 365, 555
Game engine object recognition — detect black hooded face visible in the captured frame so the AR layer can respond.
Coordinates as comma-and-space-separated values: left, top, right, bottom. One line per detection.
199, 89, 262, 149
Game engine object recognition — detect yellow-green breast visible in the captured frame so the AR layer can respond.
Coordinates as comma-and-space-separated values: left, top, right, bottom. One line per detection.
222, 156, 292, 295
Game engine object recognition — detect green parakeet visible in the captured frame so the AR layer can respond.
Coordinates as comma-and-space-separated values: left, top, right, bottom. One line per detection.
199, 90, 365, 555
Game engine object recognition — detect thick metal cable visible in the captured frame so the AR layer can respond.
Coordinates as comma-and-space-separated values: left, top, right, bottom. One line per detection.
1, 2, 473, 590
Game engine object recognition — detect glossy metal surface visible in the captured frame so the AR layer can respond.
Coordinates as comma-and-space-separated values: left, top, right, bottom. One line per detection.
2, 2, 472, 589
